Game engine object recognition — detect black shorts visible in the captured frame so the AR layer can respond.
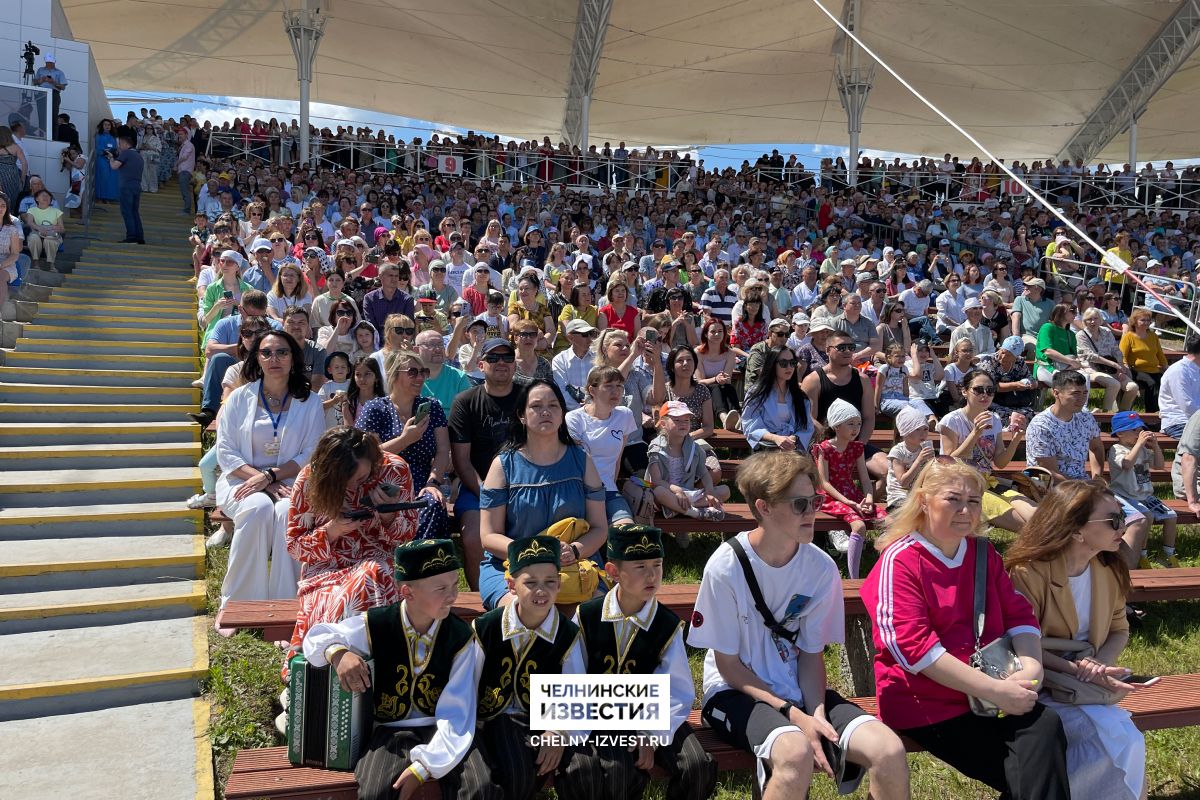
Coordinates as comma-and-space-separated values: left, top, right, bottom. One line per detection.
702, 689, 872, 793
863, 443, 882, 461
701, 688, 873, 756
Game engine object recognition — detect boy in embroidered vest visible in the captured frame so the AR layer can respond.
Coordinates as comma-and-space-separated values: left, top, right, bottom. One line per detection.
573, 525, 716, 800
688, 451, 912, 799
471, 534, 595, 800
302, 539, 498, 800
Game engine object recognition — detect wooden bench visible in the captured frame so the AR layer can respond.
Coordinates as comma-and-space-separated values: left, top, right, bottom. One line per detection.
708, 427, 1178, 454
217, 567, 1200, 643
719, 458, 1175, 485
224, 675, 1200, 800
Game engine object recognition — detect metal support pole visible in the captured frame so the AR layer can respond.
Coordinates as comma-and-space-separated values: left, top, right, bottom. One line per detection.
579, 93, 590, 152
1129, 115, 1138, 169
284, 3, 326, 166
835, 0, 873, 190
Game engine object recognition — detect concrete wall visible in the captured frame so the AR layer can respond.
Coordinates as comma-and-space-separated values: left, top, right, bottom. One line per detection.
0, 0, 110, 197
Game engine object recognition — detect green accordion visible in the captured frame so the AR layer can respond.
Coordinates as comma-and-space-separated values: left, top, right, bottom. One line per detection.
287, 654, 374, 770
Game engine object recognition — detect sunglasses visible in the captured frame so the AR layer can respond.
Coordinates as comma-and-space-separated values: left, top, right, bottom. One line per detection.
391, 326, 417, 336
482, 352, 516, 363
828, 343, 856, 353
776, 358, 797, 368
515, 331, 539, 339
304, 233, 318, 239
430, 267, 446, 273
258, 347, 292, 360
270, 238, 285, 244
787, 492, 826, 515
334, 310, 354, 318
1087, 513, 1127, 530
239, 326, 267, 337
399, 366, 430, 379
968, 385, 996, 396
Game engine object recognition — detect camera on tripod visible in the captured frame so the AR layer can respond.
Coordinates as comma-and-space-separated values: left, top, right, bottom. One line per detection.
21, 41, 39, 82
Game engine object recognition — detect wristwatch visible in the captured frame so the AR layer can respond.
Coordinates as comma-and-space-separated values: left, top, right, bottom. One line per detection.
264, 467, 278, 484
570, 542, 582, 560
777, 701, 794, 719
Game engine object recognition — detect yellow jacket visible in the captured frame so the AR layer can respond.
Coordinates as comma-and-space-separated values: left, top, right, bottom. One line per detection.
1008, 552, 1127, 651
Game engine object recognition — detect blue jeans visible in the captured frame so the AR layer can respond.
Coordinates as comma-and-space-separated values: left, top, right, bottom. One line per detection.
1164, 423, 1185, 439
119, 184, 144, 242
201, 353, 234, 412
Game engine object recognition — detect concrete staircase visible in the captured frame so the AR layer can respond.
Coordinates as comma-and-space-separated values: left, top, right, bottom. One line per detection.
0, 189, 214, 800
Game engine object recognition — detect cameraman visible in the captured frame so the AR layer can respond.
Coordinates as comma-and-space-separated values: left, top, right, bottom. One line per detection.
33, 54, 67, 139
106, 127, 144, 244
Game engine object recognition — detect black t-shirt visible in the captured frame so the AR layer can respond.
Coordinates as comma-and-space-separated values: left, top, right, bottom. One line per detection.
448, 384, 520, 480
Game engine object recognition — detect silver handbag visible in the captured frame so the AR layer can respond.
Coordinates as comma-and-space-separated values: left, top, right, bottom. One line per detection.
967, 541, 1023, 717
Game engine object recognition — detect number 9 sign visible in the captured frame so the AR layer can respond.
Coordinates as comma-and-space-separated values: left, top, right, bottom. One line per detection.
438, 155, 461, 175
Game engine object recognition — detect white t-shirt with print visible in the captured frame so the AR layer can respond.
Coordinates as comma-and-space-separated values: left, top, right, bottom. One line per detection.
565, 406, 638, 492
688, 532, 844, 707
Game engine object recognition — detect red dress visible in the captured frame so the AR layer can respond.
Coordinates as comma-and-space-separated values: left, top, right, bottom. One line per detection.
812, 439, 887, 525
282, 451, 418, 677
600, 303, 638, 335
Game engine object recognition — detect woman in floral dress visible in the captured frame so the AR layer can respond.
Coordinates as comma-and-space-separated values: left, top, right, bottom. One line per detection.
282, 427, 417, 677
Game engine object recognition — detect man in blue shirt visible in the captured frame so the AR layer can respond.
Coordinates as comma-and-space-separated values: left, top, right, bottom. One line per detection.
189, 290, 280, 428
107, 127, 144, 243
241, 238, 276, 292
33, 54, 67, 138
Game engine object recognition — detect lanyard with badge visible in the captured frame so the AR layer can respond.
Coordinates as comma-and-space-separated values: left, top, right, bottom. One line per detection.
260, 382, 284, 457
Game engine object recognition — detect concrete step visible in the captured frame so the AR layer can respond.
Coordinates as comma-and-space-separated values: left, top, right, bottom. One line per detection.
48, 283, 197, 301
0, 698, 213, 799
12, 337, 198, 356
3, 349, 200, 370
16, 323, 195, 342
40, 292, 198, 311
0, 442, 200, 470
65, 266, 191, 283
0, 383, 200, 405
0, 617, 207, 721
0, 579, 205, 634
0, 535, 203, 592
0, 403, 197, 423
0, 366, 198, 388
0, 501, 202, 539
0, 467, 200, 508
29, 313, 198, 331
32, 303, 197, 320
0, 422, 198, 446
53, 273, 194, 293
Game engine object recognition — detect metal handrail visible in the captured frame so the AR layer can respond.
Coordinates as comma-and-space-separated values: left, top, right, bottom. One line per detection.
81, 142, 99, 240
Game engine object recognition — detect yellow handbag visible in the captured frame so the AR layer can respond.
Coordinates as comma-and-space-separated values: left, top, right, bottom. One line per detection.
504, 517, 609, 605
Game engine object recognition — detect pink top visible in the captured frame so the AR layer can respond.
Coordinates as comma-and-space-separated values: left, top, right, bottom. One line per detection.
861, 534, 1040, 729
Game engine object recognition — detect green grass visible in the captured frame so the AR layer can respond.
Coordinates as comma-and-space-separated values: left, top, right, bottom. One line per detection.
202, 499, 1200, 798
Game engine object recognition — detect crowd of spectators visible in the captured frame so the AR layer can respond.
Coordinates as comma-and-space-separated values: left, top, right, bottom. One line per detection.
146, 112, 1200, 799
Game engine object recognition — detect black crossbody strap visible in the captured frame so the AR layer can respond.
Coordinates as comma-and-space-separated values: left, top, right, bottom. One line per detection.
728, 538, 798, 644
973, 540, 988, 649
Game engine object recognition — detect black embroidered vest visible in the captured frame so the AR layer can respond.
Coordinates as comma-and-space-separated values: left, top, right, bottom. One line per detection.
577, 595, 683, 675
366, 604, 474, 723
473, 606, 579, 721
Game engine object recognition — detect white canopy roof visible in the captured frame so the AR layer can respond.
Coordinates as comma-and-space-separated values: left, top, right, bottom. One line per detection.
62, 0, 1200, 162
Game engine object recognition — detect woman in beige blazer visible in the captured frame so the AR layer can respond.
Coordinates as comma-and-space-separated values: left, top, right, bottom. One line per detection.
1007, 479, 1146, 800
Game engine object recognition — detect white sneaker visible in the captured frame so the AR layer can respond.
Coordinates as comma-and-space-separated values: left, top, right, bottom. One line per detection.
205, 527, 230, 549
191, 378, 203, 388
698, 506, 726, 521
828, 530, 851, 553
186, 492, 216, 510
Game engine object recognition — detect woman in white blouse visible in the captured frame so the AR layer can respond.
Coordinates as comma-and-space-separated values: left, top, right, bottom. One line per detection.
214, 330, 326, 630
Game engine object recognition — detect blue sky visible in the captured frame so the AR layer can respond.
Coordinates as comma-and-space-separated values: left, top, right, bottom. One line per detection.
104, 90, 876, 172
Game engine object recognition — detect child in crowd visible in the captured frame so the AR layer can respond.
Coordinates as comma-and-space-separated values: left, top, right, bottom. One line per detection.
317, 351, 351, 429
812, 399, 887, 578
689, 450, 910, 800
875, 344, 935, 427
471, 535, 594, 800
646, 401, 730, 541
1108, 411, 1179, 568
300, 540, 498, 800
457, 318, 488, 381
941, 338, 977, 408
573, 526, 717, 800
885, 406, 936, 510
907, 340, 946, 418
310, 270, 349, 329
342, 357, 385, 426
477, 290, 509, 341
